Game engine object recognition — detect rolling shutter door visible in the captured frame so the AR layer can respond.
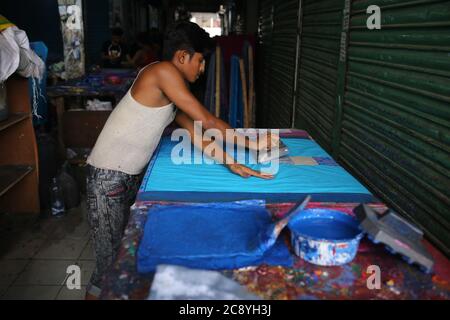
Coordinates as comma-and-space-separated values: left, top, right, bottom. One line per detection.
339, 0, 450, 255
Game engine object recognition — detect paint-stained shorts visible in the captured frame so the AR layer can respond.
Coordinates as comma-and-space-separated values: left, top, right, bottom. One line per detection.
85, 165, 142, 297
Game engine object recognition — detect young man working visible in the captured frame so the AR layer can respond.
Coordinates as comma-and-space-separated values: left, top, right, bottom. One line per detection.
85, 21, 276, 299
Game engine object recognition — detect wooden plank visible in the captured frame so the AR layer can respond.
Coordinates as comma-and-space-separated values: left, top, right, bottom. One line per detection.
0, 113, 29, 132
5, 75, 30, 113
248, 45, 255, 127
0, 117, 37, 166
239, 58, 249, 128
0, 167, 40, 214
215, 46, 221, 118
0, 165, 33, 197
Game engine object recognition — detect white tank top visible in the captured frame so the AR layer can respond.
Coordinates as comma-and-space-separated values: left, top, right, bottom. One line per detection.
87, 63, 176, 175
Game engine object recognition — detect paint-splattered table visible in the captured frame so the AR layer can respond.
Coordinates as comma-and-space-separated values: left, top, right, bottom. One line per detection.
99, 129, 450, 300
99, 200, 449, 300
47, 68, 136, 101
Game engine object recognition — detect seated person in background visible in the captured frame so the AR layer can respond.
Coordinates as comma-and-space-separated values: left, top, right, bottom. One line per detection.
129, 32, 158, 69
101, 27, 130, 68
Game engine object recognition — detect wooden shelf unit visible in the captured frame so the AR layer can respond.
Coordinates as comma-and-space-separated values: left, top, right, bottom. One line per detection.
0, 75, 40, 214
0, 165, 33, 197
0, 113, 29, 132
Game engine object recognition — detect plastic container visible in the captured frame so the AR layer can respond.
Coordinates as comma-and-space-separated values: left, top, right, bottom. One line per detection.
288, 209, 363, 266
50, 177, 65, 217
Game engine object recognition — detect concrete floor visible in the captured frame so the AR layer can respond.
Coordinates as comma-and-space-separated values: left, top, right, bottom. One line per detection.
0, 199, 93, 300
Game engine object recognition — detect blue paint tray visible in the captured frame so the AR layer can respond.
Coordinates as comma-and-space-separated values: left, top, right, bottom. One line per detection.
288, 209, 363, 266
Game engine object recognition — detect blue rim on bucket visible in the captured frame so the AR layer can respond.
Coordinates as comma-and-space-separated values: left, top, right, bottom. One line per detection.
288, 209, 363, 266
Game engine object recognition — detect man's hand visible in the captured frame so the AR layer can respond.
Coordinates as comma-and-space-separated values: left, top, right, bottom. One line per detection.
227, 163, 274, 179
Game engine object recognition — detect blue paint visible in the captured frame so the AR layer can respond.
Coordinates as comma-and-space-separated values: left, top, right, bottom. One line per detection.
288, 209, 363, 266
291, 217, 360, 240
137, 201, 294, 273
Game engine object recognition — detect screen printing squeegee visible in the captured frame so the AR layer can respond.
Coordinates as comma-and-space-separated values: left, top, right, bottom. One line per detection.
257, 140, 290, 163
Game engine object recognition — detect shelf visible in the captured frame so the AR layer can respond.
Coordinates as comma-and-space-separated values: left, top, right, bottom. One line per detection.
0, 76, 40, 214
0, 113, 29, 132
0, 165, 33, 197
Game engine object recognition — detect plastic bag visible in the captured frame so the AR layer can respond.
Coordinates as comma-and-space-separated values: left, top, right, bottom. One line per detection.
0, 27, 20, 82
57, 162, 80, 210
0, 26, 45, 82
86, 99, 112, 111
50, 177, 65, 217
13, 27, 45, 79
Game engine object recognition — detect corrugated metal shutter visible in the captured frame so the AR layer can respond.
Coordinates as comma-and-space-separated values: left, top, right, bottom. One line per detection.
256, 0, 274, 127
266, 0, 300, 128
295, 0, 345, 151
339, 0, 450, 255
257, 0, 299, 128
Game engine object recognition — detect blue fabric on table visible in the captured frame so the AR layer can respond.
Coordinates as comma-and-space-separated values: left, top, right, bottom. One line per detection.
137, 201, 293, 273
137, 136, 375, 203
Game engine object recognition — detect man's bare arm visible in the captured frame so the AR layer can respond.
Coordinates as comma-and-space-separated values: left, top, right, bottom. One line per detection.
157, 62, 278, 150
175, 112, 273, 179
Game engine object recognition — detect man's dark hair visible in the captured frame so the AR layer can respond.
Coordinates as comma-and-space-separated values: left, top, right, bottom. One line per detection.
162, 21, 214, 61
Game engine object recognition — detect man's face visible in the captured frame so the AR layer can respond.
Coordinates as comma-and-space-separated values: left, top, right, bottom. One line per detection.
183, 52, 205, 83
